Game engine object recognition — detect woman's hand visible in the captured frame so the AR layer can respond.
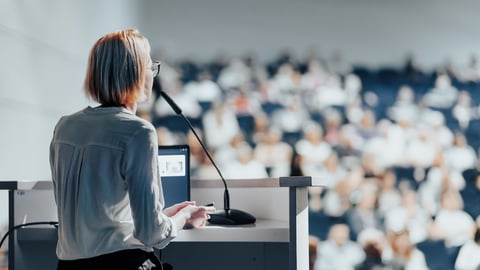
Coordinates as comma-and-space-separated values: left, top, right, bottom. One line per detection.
168, 201, 216, 230
184, 205, 216, 229
163, 201, 196, 217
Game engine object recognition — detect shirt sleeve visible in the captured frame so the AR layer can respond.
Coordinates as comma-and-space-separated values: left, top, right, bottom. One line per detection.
122, 123, 178, 249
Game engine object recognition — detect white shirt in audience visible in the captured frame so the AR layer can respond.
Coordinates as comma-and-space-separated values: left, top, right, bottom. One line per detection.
455, 239, 480, 270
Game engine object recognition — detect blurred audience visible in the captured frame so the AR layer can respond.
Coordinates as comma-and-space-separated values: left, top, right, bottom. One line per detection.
142, 51, 480, 269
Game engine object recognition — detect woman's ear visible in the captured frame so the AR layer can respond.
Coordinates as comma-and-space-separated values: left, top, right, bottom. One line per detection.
140, 85, 152, 103
139, 73, 154, 103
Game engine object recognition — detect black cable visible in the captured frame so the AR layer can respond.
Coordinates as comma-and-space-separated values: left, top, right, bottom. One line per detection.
0, 221, 58, 248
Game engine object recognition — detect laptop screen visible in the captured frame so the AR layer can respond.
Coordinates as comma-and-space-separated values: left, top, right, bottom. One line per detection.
158, 144, 190, 208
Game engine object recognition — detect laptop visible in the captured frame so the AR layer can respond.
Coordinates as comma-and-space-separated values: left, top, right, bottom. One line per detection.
157, 144, 191, 208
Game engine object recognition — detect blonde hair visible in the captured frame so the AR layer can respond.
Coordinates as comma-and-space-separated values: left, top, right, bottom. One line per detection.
84, 29, 150, 106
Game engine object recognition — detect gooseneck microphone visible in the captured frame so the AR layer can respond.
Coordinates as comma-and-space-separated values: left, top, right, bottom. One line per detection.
158, 90, 256, 225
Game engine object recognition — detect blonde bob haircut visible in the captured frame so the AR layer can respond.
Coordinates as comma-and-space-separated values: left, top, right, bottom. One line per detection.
84, 29, 150, 106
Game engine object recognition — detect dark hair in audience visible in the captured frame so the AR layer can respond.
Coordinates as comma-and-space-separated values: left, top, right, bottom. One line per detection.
475, 227, 480, 244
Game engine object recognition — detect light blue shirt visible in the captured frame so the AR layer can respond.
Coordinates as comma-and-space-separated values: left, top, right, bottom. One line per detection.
50, 106, 176, 260
315, 240, 365, 270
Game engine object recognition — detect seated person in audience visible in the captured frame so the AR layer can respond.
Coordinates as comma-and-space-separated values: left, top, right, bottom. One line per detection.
308, 152, 348, 212
384, 189, 431, 245
300, 58, 328, 93
443, 132, 478, 173
360, 153, 384, 181
229, 87, 261, 117
202, 101, 240, 150
317, 152, 348, 189
422, 73, 459, 109
323, 108, 343, 147
343, 73, 362, 105
335, 125, 363, 170
271, 97, 311, 144
271, 62, 302, 96
387, 229, 429, 270
425, 111, 454, 150
250, 111, 275, 146
351, 109, 377, 144
315, 224, 365, 270
311, 74, 347, 110
222, 141, 268, 179
217, 58, 251, 91
429, 188, 476, 267
387, 85, 419, 124
455, 226, 480, 270
455, 54, 480, 83
452, 90, 475, 130
214, 132, 247, 168
356, 228, 392, 270
295, 122, 333, 177
253, 127, 293, 177
346, 181, 383, 240
429, 153, 466, 191
404, 127, 438, 169
322, 176, 355, 219
184, 69, 222, 104
362, 119, 407, 172
377, 170, 402, 219
418, 154, 466, 216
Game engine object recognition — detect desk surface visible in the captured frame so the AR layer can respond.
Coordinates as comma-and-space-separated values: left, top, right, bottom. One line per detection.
16, 219, 289, 243
0, 180, 53, 190
1, 176, 324, 191
176, 219, 289, 242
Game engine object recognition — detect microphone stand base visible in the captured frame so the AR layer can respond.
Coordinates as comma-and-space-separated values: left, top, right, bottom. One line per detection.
208, 209, 256, 225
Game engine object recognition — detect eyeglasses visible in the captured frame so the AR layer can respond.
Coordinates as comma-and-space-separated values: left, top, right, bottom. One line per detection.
150, 61, 161, 77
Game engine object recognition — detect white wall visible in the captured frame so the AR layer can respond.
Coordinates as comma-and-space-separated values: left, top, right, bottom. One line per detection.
0, 0, 142, 239
0, 0, 142, 180
140, 0, 480, 69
